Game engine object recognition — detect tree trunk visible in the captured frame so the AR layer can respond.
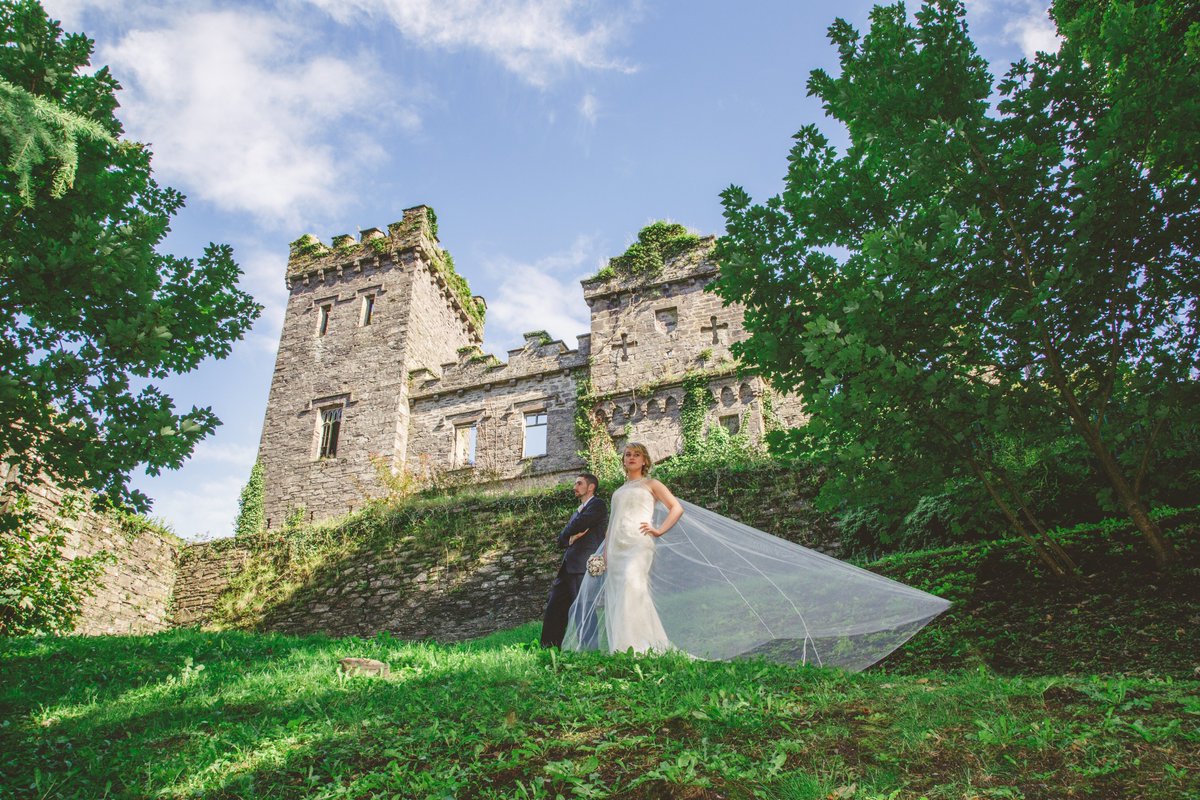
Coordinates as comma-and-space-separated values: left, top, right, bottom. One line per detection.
995, 470, 1080, 575
967, 457, 1076, 578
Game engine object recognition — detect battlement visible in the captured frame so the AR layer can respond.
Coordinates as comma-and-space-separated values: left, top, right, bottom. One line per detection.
284, 205, 485, 338
408, 331, 591, 399
286, 205, 438, 280
581, 235, 718, 302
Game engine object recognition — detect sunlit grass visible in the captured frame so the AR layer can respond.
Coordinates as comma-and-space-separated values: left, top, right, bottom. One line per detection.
2, 625, 1197, 799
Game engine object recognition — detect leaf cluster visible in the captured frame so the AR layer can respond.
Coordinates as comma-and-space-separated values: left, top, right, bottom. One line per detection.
596, 221, 702, 280
0, 1, 263, 515
713, 0, 1199, 566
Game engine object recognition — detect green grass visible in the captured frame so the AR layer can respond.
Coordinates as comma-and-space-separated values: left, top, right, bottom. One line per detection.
1, 625, 1197, 799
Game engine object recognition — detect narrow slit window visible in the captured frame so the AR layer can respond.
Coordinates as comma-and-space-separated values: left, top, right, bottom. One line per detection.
455, 424, 477, 467
360, 294, 375, 326
319, 407, 342, 458
317, 304, 331, 336
523, 411, 548, 458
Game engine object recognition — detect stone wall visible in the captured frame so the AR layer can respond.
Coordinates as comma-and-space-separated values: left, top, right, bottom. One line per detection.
260, 531, 561, 641
173, 538, 254, 627
182, 463, 837, 643
407, 332, 590, 482
258, 210, 805, 526
581, 240, 746, 397
4, 476, 180, 635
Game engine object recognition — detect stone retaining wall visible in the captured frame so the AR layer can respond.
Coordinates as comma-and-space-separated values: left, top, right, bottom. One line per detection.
173, 539, 254, 627
4, 476, 181, 635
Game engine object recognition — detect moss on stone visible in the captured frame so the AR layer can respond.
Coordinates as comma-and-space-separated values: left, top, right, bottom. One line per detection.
595, 221, 704, 280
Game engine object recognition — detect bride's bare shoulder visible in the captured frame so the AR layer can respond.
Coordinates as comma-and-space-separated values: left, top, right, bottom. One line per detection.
646, 477, 675, 497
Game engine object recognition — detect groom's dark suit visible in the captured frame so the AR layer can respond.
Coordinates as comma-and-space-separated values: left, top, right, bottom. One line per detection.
540, 494, 608, 647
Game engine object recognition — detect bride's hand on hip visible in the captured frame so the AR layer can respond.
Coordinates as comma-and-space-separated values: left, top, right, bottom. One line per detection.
640, 522, 665, 537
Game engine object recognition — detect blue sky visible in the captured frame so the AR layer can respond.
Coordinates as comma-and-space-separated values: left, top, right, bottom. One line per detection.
43, 0, 1058, 540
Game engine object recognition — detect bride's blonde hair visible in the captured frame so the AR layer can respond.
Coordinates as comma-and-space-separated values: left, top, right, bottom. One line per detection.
623, 442, 653, 476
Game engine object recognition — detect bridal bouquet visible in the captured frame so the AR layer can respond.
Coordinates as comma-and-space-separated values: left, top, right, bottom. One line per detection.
586, 554, 606, 577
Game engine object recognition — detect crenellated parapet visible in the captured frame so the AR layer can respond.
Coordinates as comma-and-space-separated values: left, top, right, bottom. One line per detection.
409, 331, 591, 400
284, 205, 485, 337
581, 235, 717, 306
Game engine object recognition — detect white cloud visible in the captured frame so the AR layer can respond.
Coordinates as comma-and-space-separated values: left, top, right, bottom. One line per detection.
481, 236, 597, 357
149, 474, 246, 541
234, 246, 290, 355
964, 0, 1060, 59
191, 440, 259, 466
579, 91, 599, 125
1004, 9, 1059, 58
97, 8, 410, 227
303, 0, 638, 87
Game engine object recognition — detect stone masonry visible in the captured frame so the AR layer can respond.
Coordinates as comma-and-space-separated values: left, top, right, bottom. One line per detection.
258, 206, 805, 527
1, 470, 180, 635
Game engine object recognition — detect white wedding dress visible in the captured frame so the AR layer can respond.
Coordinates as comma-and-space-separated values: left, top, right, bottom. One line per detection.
602, 477, 673, 653
562, 480, 952, 671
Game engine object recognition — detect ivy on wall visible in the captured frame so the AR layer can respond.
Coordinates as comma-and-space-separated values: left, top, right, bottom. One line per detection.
574, 374, 623, 487
235, 461, 265, 538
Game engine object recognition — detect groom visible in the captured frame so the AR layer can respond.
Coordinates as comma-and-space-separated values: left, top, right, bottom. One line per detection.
540, 473, 607, 648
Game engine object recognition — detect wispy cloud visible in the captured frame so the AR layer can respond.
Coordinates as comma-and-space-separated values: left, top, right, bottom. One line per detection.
234, 246, 290, 355
97, 8, 410, 228
579, 91, 599, 125
303, 0, 639, 87
191, 440, 258, 466
148, 474, 246, 540
480, 236, 599, 357
1004, 7, 1059, 58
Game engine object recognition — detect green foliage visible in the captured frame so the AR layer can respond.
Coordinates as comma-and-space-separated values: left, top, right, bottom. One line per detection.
573, 375, 623, 488
0, 77, 113, 203
234, 460, 265, 539
331, 234, 358, 257
0, 0, 263, 516
679, 373, 712, 455
597, 221, 703, 280
0, 492, 114, 635
427, 206, 438, 240
431, 247, 486, 332
288, 233, 325, 259
714, 0, 1198, 570
367, 235, 389, 256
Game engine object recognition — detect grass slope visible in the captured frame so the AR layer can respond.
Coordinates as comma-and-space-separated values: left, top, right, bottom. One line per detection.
2, 624, 1198, 798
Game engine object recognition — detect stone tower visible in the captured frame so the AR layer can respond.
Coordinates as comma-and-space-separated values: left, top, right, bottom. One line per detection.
256, 206, 485, 528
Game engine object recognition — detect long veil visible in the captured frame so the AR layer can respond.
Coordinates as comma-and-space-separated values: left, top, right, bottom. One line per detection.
562, 499, 950, 671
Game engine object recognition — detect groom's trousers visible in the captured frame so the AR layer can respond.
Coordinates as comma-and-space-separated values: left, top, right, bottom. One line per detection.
541, 571, 584, 648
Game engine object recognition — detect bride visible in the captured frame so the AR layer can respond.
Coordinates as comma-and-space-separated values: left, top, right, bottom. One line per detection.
562, 443, 951, 671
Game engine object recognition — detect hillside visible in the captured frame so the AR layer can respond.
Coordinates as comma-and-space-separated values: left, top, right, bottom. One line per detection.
3, 497, 1198, 799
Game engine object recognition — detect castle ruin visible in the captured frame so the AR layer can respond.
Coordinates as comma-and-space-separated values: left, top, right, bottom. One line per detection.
256, 206, 804, 527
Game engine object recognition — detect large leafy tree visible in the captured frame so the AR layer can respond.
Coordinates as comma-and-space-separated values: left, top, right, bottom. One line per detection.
0, 0, 261, 516
714, 0, 1197, 570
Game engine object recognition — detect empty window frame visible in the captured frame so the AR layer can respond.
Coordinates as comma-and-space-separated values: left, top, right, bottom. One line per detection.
317, 304, 332, 336
319, 406, 343, 458
455, 424, 477, 467
523, 411, 548, 458
719, 414, 740, 435
360, 294, 375, 326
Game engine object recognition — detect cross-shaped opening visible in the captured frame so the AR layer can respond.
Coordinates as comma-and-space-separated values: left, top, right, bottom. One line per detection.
610, 332, 638, 361
701, 315, 729, 345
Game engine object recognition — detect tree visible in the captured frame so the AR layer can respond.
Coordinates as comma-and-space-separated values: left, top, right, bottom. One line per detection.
0, 0, 262, 518
714, 0, 1197, 570
234, 460, 265, 538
